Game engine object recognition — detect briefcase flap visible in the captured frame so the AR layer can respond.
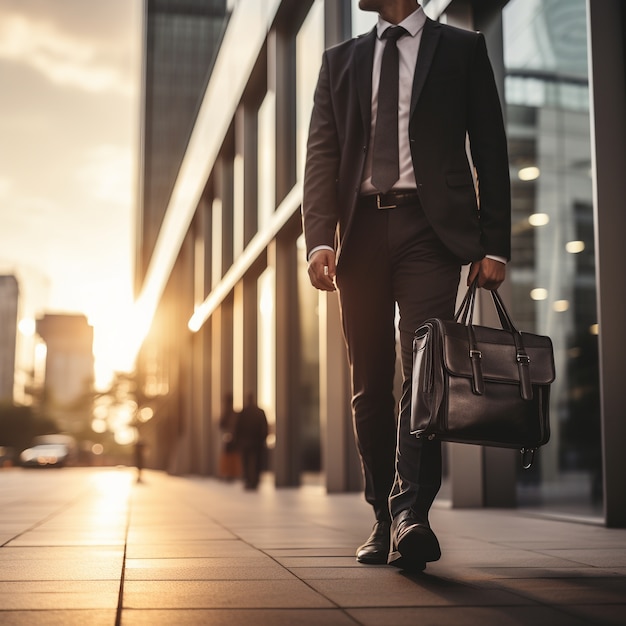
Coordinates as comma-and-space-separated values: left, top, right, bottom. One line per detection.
437, 321, 556, 385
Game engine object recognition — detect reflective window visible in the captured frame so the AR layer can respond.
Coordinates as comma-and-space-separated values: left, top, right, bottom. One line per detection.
503, 0, 602, 515
296, 0, 324, 180
257, 91, 276, 228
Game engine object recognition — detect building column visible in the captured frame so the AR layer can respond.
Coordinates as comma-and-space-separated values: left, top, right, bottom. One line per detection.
269, 236, 300, 486
587, 0, 626, 527
319, 291, 362, 493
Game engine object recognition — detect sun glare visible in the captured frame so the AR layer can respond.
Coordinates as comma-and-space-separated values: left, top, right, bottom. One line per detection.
89, 470, 134, 526
87, 296, 155, 390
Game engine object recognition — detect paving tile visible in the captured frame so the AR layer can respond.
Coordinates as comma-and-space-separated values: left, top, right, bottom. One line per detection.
306, 574, 534, 608
346, 606, 592, 626
273, 556, 364, 568
0, 533, 19, 545
428, 564, 626, 582
488, 577, 626, 605
125, 539, 262, 559
234, 535, 351, 549
0, 546, 124, 561
265, 548, 354, 557
124, 557, 297, 580
289, 566, 406, 580
0, 581, 119, 610
121, 608, 356, 625
6, 530, 126, 547
0, 610, 116, 626
122, 579, 334, 609
126, 529, 237, 543
542, 548, 626, 568
428, 547, 584, 569
571, 604, 626, 625
0, 581, 118, 593
0, 558, 122, 581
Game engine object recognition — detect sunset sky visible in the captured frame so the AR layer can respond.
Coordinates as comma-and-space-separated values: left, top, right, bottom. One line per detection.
0, 0, 141, 386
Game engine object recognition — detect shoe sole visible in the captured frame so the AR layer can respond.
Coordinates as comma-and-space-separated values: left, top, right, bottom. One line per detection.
356, 552, 389, 565
396, 525, 441, 563
387, 550, 426, 572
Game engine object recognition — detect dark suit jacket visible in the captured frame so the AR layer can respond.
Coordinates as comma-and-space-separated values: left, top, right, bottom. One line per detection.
302, 18, 511, 265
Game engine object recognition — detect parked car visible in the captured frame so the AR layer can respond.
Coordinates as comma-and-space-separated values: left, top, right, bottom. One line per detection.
20, 443, 69, 468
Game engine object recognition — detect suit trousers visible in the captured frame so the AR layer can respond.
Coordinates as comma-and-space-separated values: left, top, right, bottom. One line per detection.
336, 198, 461, 523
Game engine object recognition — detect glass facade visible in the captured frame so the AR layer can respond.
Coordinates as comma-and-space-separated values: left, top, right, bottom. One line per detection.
140, 0, 229, 273
503, 0, 602, 516
296, 0, 324, 179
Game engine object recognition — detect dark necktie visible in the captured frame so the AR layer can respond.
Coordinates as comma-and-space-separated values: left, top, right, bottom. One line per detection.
371, 26, 407, 194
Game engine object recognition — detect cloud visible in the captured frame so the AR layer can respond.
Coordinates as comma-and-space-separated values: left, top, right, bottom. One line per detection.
0, 10, 135, 96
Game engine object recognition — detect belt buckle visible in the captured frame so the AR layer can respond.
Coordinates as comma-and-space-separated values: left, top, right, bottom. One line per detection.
376, 194, 396, 209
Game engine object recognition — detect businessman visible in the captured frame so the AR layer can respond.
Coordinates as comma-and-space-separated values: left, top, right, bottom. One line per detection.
302, 0, 511, 570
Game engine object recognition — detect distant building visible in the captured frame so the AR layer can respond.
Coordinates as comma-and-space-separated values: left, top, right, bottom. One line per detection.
0, 275, 19, 403
36, 314, 95, 432
137, 0, 230, 279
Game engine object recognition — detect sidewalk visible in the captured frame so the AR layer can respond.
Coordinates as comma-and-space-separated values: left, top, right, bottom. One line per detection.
0, 467, 624, 625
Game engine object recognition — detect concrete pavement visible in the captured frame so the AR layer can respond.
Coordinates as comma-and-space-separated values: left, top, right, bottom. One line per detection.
0, 466, 624, 625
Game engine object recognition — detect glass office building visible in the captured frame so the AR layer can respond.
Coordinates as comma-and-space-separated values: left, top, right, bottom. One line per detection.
135, 0, 626, 526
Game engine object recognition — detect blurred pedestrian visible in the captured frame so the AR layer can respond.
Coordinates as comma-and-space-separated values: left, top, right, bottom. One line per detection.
235, 392, 268, 490
219, 392, 241, 481
134, 438, 146, 483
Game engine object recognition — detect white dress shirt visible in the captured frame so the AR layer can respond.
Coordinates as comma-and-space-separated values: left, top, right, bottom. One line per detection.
360, 7, 426, 194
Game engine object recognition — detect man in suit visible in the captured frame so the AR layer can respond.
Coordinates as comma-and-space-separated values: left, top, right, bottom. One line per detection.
302, 0, 510, 570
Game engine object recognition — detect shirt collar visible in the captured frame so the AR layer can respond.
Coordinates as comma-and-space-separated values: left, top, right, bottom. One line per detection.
376, 6, 426, 39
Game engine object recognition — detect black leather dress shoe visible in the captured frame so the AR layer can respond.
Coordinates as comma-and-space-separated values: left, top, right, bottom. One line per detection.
388, 510, 440, 571
356, 520, 391, 564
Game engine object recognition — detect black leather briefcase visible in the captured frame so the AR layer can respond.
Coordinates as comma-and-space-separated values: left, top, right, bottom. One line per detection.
410, 281, 555, 468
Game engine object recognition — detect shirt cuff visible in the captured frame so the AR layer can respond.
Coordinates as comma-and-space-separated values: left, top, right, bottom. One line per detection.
308, 245, 334, 262
485, 255, 507, 265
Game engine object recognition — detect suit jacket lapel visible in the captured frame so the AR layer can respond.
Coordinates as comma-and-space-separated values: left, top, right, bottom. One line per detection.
410, 18, 442, 117
354, 27, 377, 137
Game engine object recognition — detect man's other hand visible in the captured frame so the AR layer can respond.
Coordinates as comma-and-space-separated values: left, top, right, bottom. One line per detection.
308, 249, 337, 292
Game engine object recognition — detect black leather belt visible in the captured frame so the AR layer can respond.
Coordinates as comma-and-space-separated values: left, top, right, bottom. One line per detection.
358, 190, 420, 210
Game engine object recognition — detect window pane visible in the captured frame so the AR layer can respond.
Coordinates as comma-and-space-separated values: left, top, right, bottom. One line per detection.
503, 0, 602, 516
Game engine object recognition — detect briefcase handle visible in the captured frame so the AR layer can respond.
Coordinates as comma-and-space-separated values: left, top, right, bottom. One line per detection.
454, 279, 534, 402
455, 279, 517, 333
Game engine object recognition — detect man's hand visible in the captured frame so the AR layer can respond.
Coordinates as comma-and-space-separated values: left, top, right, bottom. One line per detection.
467, 257, 506, 291
307, 249, 337, 292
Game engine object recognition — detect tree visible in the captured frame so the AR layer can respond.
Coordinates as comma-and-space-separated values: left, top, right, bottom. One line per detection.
0, 403, 58, 451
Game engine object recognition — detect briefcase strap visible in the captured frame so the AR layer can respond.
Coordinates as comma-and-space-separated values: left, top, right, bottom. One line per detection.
456, 280, 534, 401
